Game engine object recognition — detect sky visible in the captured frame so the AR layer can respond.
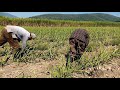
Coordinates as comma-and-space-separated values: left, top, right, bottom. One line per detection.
6, 12, 120, 18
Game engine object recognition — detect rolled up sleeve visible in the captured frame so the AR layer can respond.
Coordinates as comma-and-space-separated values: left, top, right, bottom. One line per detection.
21, 37, 28, 50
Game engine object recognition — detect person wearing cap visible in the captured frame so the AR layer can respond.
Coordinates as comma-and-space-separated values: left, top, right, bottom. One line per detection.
66, 29, 90, 66
0, 25, 36, 53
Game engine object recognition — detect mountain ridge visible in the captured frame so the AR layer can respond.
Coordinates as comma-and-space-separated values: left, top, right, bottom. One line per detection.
0, 12, 17, 18
30, 13, 120, 22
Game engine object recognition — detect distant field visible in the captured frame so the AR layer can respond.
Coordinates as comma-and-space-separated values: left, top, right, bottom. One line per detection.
1, 16, 120, 27
0, 26, 119, 78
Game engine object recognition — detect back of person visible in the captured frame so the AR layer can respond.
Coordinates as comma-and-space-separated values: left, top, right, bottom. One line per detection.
66, 29, 90, 66
69, 29, 89, 47
5, 25, 30, 40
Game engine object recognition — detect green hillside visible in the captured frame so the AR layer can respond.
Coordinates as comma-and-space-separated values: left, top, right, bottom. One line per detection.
30, 13, 120, 21
0, 12, 17, 18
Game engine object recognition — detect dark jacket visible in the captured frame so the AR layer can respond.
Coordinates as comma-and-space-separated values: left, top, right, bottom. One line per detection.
69, 29, 89, 47
66, 29, 90, 64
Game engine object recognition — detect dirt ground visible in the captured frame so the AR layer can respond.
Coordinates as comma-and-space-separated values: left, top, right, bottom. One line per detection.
72, 58, 120, 78
0, 59, 61, 78
0, 57, 120, 78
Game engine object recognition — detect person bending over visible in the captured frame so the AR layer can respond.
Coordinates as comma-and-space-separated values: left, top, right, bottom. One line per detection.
0, 25, 36, 56
66, 29, 90, 66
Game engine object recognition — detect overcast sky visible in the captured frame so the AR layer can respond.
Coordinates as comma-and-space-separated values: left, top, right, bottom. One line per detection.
6, 12, 120, 18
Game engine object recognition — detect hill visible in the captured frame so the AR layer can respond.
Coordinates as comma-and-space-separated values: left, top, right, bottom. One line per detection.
30, 13, 120, 21
0, 12, 17, 18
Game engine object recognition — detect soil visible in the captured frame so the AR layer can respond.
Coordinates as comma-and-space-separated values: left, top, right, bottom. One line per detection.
0, 57, 120, 78
0, 59, 61, 78
72, 58, 120, 78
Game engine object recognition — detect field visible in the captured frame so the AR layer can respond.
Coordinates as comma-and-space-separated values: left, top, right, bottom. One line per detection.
0, 25, 119, 78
